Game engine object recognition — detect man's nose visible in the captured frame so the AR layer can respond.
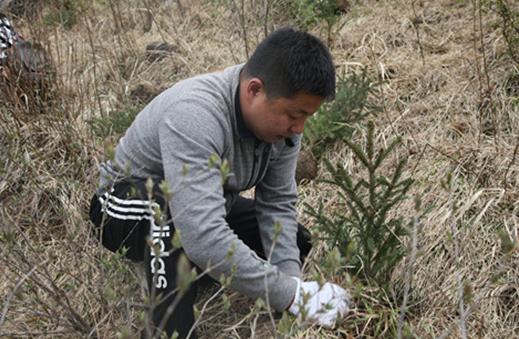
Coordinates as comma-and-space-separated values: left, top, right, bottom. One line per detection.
290, 119, 305, 134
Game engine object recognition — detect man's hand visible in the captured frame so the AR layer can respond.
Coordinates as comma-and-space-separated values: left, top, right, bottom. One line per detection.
288, 277, 350, 328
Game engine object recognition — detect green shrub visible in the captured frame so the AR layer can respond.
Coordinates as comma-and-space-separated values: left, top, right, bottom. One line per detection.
303, 68, 382, 159
305, 121, 414, 288
282, 0, 345, 43
43, 0, 89, 29
87, 105, 143, 139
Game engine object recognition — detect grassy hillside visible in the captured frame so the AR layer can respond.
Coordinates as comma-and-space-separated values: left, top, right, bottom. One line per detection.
1, 0, 517, 338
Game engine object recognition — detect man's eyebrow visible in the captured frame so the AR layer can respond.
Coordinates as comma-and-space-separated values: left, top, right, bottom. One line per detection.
286, 108, 313, 116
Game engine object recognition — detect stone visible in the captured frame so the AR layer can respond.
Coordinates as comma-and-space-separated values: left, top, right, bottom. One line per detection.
1, 39, 56, 113
296, 149, 318, 184
145, 41, 177, 63
129, 82, 162, 104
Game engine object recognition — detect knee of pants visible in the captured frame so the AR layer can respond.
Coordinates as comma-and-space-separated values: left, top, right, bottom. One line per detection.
297, 224, 312, 262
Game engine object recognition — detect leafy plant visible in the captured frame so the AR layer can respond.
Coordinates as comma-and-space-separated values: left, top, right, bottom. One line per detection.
305, 121, 414, 287
87, 104, 143, 139
283, 0, 347, 45
42, 0, 89, 29
304, 68, 382, 159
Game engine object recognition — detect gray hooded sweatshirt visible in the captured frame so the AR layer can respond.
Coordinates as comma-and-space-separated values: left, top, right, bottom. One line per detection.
99, 64, 301, 311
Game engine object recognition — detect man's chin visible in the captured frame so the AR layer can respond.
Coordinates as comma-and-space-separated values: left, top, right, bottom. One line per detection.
255, 132, 286, 144
271, 135, 285, 143
256, 135, 279, 143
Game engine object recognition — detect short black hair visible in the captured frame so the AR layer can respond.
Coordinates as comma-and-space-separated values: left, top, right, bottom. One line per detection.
242, 27, 335, 100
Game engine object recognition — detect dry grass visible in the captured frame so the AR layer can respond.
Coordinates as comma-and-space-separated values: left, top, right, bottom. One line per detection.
1, 0, 518, 338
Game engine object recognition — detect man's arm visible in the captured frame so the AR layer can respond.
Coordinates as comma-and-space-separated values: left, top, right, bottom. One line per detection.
255, 135, 302, 277
158, 102, 297, 311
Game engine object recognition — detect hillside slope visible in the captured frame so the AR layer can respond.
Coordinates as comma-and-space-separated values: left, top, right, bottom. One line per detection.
0, 0, 517, 338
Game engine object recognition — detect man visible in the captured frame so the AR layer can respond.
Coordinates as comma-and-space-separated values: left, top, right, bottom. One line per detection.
89, 27, 350, 338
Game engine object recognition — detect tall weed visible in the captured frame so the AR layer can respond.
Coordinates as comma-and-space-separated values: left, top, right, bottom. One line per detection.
87, 105, 143, 139
496, 0, 519, 64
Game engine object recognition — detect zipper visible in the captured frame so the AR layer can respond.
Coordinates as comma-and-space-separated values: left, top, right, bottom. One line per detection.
245, 140, 272, 189
255, 144, 271, 185
245, 140, 260, 189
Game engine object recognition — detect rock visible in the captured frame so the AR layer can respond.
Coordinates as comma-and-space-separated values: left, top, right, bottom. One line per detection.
1, 39, 56, 113
11, 40, 54, 81
505, 72, 519, 97
129, 82, 162, 104
145, 41, 177, 63
335, 0, 350, 14
3, 0, 42, 18
296, 149, 318, 184
412, 7, 449, 26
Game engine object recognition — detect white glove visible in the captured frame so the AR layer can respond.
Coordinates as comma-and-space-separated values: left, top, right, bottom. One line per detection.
288, 277, 350, 328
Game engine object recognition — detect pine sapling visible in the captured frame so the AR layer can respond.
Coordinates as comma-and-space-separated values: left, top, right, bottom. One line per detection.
306, 121, 414, 288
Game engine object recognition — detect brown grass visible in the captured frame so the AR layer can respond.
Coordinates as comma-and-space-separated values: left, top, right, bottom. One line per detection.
1, 0, 518, 338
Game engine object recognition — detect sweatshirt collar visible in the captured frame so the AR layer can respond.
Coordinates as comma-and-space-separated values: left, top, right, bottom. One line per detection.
234, 82, 257, 140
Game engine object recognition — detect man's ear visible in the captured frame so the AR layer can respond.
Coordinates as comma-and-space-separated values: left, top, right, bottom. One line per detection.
246, 78, 264, 98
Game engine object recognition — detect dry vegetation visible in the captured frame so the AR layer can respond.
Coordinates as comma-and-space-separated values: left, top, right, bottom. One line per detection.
1, 0, 518, 338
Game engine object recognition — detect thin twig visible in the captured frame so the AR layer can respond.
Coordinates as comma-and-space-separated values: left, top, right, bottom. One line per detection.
11, 232, 91, 334
83, 16, 104, 117
186, 285, 226, 339
263, 229, 281, 337
142, 0, 173, 41
478, 0, 492, 93
229, 0, 250, 58
502, 136, 519, 192
0, 262, 43, 329
176, 0, 185, 16
263, 0, 271, 38
447, 175, 468, 339
411, 0, 425, 66
471, 0, 486, 144
397, 210, 419, 339
477, 0, 497, 140
0, 330, 75, 336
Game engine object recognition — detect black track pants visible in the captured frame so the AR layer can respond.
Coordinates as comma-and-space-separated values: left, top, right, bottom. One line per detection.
89, 179, 312, 339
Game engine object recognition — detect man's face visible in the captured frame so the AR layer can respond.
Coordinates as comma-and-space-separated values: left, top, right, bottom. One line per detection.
243, 81, 324, 143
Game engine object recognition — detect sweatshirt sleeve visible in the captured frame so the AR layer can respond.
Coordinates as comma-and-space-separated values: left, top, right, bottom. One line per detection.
255, 135, 302, 278
158, 101, 297, 311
